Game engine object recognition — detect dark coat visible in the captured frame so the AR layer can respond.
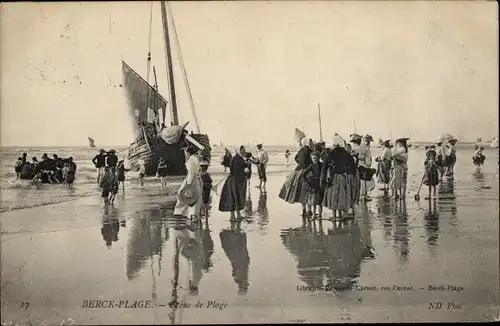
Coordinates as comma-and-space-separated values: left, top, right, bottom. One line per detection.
320, 147, 356, 187
229, 154, 248, 183
294, 146, 313, 171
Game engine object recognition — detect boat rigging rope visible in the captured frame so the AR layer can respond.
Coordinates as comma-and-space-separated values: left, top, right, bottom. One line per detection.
146, 0, 154, 85
166, 1, 201, 134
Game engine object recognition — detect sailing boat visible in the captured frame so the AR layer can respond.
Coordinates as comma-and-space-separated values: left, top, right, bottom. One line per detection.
123, 1, 211, 176
88, 137, 95, 148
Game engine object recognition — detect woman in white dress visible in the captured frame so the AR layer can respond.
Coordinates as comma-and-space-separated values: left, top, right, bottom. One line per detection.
173, 147, 203, 222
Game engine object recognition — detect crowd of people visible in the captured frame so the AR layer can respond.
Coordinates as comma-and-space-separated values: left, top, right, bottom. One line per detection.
92, 149, 130, 207
15, 152, 77, 187
277, 133, 462, 221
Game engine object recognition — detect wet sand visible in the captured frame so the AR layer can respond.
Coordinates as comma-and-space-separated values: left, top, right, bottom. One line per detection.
1, 159, 499, 324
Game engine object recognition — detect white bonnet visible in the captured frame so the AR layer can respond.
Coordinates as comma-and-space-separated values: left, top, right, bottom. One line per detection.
332, 134, 345, 147
301, 137, 312, 146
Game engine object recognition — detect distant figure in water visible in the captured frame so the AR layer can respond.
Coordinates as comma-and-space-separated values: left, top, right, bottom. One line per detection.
64, 157, 76, 188
14, 157, 23, 179
472, 145, 486, 173
117, 160, 130, 193
100, 167, 112, 207
284, 150, 290, 167
157, 157, 168, 188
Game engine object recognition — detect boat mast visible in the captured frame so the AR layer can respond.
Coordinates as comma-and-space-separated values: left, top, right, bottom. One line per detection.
318, 102, 323, 142
353, 118, 357, 134
160, 1, 179, 125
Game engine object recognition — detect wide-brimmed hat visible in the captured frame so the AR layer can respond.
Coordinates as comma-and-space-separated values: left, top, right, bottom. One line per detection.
380, 139, 391, 147
435, 137, 444, 144
109, 149, 116, 154
177, 185, 199, 207
99, 149, 105, 153
349, 133, 362, 142
395, 138, 410, 146
363, 135, 374, 142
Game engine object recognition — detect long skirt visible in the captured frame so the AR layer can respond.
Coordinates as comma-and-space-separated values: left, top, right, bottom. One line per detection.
423, 166, 439, 187
278, 170, 308, 204
174, 176, 203, 217
347, 172, 360, 208
322, 173, 350, 211
377, 160, 392, 184
391, 164, 407, 190
219, 176, 247, 212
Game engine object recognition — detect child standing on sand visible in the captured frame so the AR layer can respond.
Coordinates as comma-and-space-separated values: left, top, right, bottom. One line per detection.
423, 148, 440, 199
109, 167, 119, 205
200, 161, 213, 218
100, 167, 112, 206
302, 152, 323, 219
117, 160, 130, 193
157, 157, 168, 188
138, 159, 146, 187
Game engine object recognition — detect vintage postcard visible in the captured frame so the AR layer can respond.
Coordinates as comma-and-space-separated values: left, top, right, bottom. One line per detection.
1, 1, 498, 324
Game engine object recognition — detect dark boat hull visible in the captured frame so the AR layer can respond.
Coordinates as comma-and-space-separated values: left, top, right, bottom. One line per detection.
127, 133, 211, 177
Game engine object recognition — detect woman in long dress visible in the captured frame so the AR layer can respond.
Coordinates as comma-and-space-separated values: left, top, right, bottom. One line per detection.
376, 140, 393, 193
445, 138, 458, 176
173, 147, 203, 222
352, 135, 375, 202
219, 146, 250, 221
345, 143, 360, 215
278, 137, 314, 217
321, 135, 356, 220
390, 138, 409, 200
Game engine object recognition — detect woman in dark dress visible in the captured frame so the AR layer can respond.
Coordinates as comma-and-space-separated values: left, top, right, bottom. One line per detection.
321, 135, 357, 220
219, 146, 250, 221
302, 152, 323, 219
279, 137, 314, 217
117, 160, 131, 193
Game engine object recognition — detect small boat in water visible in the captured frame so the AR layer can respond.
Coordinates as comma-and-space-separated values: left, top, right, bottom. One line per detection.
122, 1, 211, 176
88, 137, 95, 148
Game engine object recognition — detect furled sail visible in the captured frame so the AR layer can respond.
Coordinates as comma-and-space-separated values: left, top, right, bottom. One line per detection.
122, 61, 168, 135
88, 137, 95, 148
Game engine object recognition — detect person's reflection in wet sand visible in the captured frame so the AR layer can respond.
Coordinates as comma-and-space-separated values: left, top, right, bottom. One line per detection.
393, 199, 410, 265
175, 223, 204, 296
376, 196, 394, 242
101, 207, 120, 249
324, 220, 365, 292
201, 220, 214, 272
256, 188, 269, 233
126, 209, 165, 280
280, 220, 326, 289
438, 178, 458, 220
244, 190, 253, 218
424, 198, 440, 259
220, 221, 250, 295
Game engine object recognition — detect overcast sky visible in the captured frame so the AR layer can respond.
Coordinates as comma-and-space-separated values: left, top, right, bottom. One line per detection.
1, 1, 498, 147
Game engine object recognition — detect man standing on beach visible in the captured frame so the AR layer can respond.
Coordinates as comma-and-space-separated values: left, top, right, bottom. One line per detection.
92, 149, 108, 185
256, 143, 269, 191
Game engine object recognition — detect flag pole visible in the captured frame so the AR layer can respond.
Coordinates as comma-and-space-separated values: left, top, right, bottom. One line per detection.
318, 103, 323, 142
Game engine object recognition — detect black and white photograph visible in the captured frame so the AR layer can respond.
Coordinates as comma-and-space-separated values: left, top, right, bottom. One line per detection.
0, 1, 498, 324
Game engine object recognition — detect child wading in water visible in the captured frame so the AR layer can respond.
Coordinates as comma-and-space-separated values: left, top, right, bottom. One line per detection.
472, 145, 486, 173
64, 159, 76, 188
109, 167, 119, 205
117, 160, 130, 193
423, 147, 440, 199
157, 157, 168, 188
302, 152, 323, 219
200, 161, 213, 218
15, 157, 23, 179
100, 167, 112, 207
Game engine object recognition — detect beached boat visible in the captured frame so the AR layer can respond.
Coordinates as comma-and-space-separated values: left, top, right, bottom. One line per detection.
491, 137, 499, 148
88, 137, 95, 148
122, 1, 211, 176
